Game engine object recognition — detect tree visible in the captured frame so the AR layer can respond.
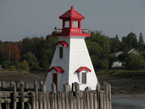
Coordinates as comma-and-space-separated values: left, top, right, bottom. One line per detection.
115, 34, 119, 41
2, 60, 9, 69
22, 52, 40, 71
125, 53, 145, 70
19, 60, 29, 71
122, 32, 138, 49
0, 47, 4, 64
139, 32, 144, 44
3, 43, 21, 62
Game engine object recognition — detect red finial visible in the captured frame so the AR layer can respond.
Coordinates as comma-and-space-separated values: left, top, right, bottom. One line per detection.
71, 5, 74, 9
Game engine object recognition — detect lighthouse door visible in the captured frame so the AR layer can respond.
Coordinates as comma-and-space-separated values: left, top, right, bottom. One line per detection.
53, 73, 57, 90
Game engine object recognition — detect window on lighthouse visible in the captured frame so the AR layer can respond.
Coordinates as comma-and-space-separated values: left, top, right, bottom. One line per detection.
82, 73, 86, 84
72, 21, 79, 28
65, 21, 70, 28
59, 47, 63, 58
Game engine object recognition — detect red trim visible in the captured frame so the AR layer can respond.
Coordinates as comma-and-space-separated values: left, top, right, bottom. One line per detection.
48, 66, 64, 73
59, 6, 85, 20
76, 67, 91, 73
54, 41, 68, 47
53, 33, 90, 37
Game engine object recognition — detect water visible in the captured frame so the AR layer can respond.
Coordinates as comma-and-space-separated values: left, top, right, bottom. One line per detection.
112, 94, 145, 109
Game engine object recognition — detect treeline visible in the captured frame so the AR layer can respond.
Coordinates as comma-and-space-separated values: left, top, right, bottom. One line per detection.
0, 31, 145, 72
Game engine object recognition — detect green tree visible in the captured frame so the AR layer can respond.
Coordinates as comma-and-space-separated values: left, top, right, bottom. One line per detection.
10, 65, 16, 70
125, 53, 145, 70
122, 32, 138, 49
19, 60, 29, 71
139, 32, 144, 44
22, 52, 40, 71
2, 60, 9, 69
115, 34, 119, 41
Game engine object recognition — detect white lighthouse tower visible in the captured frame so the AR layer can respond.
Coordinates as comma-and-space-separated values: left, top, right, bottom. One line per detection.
45, 6, 98, 92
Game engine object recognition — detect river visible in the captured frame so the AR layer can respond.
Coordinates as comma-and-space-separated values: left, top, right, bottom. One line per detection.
112, 94, 145, 109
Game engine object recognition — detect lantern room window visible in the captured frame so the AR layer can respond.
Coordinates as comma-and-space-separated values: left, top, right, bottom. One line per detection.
72, 21, 79, 28
59, 47, 63, 58
65, 21, 70, 28
82, 72, 86, 84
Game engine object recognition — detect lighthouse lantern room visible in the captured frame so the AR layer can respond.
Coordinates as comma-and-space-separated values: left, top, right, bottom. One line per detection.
45, 6, 98, 92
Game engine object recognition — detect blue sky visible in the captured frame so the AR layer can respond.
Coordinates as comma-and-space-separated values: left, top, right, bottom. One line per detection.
0, 0, 145, 42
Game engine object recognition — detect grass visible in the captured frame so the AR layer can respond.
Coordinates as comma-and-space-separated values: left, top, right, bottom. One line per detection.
96, 70, 145, 79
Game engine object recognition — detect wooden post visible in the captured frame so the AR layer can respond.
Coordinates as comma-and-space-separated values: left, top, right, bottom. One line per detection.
82, 91, 87, 109
50, 92, 55, 109
89, 91, 94, 109
108, 84, 111, 109
51, 82, 56, 93
80, 98, 83, 109
20, 81, 24, 109
2, 80, 5, 88
68, 92, 73, 109
0, 81, 1, 87
5, 101, 10, 109
103, 91, 106, 109
25, 82, 29, 89
57, 92, 61, 109
99, 90, 103, 109
13, 83, 17, 109
74, 82, 80, 97
0, 101, 2, 109
38, 92, 43, 109
54, 93, 58, 109
73, 97, 77, 109
61, 92, 65, 109
104, 82, 109, 109
10, 81, 14, 88
63, 82, 69, 109
39, 81, 43, 91
41, 84, 47, 109
26, 102, 32, 109
86, 90, 90, 109
31, 92, 36, 109
46, 92, 50, 109
93, 91, 97, 109
34, 81, 39, 109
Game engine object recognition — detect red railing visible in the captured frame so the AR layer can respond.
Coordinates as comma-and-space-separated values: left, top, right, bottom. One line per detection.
54, 29, 90, 34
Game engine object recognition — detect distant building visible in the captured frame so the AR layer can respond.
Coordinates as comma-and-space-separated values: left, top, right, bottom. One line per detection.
111, 48, 140, 68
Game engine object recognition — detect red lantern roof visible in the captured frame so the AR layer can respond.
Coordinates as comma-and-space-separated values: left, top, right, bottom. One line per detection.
54, 41, 68, 47
76, 67, 91, 73
59, 5, 85, 20
48, 66, 64, 73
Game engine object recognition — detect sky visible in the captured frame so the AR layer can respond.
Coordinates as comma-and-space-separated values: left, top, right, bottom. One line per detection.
0, 0, 145, 42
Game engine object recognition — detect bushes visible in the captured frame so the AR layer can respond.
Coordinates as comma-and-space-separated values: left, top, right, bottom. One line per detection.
125, 53, 145, 70
10, 65, 16, 70
19, 60, 29, 71
2, 60, 9, 69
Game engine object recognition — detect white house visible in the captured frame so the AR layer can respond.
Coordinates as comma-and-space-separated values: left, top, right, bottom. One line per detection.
45, 6, 98, 92
111, 48, 140, 68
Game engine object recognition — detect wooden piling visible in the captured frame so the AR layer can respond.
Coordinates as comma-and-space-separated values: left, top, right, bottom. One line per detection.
13, 83, 17, 109
20, 81, 24, 109
34, 81, 39, 109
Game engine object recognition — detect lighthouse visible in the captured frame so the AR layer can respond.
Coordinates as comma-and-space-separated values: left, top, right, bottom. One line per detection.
45, 6, 98, 92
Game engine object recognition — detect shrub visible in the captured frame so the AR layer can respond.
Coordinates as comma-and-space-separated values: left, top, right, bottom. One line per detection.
10, 65, 16, 70
2, 60, 9, 69
19, 60, 29, 71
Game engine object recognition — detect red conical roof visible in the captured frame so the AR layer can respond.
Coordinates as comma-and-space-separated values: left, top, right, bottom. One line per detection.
59, 6, 85, 20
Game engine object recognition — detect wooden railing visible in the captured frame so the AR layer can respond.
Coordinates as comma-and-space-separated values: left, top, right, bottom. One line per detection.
0, 81, 111, 109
